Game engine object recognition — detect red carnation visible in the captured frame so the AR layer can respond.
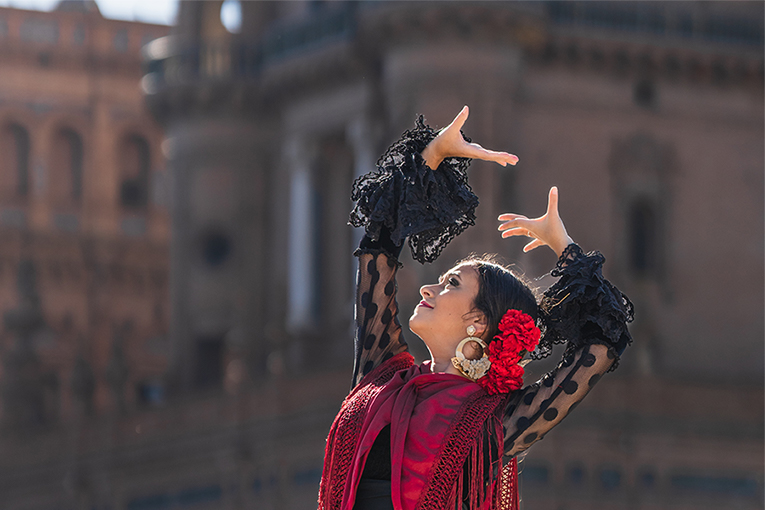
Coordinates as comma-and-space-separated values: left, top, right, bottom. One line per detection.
477, 309, 542, 395
478, 361, 524, 394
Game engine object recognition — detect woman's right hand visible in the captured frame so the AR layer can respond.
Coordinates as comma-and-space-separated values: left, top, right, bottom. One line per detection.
421, 106, 519, 170
497, 186, 574, 257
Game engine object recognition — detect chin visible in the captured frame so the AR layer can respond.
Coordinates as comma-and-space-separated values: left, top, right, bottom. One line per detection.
408, 311, 423, 337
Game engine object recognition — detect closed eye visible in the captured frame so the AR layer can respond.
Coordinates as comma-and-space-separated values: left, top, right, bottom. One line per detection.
438, 272, 462, 287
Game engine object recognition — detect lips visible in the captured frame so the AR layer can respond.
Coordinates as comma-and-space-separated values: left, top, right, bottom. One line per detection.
418, 300, 433, 309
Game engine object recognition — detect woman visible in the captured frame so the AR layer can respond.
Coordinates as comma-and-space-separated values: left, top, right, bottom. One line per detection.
318, 107, 633, 510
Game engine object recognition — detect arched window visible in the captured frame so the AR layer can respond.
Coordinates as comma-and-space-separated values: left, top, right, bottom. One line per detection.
50, 127, 83, 202
119, 135, 150, 209
1, 123, 31, 198
629, 200, 657, 277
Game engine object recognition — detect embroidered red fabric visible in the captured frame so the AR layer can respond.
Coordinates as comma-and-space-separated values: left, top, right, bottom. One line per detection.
319, 352, 415, 510
318, 353, 519, 510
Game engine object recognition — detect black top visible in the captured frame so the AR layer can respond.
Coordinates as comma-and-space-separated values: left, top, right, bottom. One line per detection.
361, 424, 392, 481
349, 117, 634, 476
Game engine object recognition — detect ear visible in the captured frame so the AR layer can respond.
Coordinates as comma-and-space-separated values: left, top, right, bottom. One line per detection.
469, 312, 488, 339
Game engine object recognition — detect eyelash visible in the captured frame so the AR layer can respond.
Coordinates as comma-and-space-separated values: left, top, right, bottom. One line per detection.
438, 275, 459, 287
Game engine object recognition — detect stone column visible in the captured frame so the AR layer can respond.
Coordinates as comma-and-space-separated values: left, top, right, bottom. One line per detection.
285, 135, 317, 336
162, 117, 267, 393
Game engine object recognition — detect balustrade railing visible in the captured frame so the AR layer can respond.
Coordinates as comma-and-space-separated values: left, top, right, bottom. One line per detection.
142, 5, 357, 90
547, 1, 763, 46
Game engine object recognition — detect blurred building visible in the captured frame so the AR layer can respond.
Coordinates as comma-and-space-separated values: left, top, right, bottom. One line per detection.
0, 0, 171, 503
2, 1, 764, 510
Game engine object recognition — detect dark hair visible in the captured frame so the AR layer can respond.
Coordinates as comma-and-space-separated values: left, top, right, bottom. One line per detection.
456, 254, 539, 344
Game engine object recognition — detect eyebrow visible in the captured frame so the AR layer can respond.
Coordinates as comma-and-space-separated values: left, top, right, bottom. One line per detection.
439, 271, 463, 282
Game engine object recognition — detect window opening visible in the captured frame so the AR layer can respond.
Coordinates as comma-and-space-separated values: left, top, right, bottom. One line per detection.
629, 200, 657, 277
119, 135, 150, 209
8, 124, 31, 197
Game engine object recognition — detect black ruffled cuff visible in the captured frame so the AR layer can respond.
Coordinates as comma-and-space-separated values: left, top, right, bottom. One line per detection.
535, 244, 634, 370
354, 225, 404, 266
349, 116, 479, 264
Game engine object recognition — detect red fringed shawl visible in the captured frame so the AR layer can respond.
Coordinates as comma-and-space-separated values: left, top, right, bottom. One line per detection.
318, 352, 520, 510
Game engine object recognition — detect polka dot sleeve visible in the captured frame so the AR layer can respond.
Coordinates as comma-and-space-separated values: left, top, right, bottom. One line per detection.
501, 343, 616, 457
351, 249, 409, 388
501, 245, 634, 457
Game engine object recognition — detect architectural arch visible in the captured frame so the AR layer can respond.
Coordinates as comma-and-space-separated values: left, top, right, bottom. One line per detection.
609, 132, 674, 286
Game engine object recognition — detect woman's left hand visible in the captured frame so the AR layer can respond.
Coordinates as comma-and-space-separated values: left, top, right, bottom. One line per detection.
498, 186, 574, 257
421, 106, 519, 170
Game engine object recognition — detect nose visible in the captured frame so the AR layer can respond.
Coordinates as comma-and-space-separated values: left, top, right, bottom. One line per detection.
420, 284, 436, 298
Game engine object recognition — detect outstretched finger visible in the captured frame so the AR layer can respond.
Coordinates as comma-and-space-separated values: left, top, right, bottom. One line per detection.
488, 150, 519, 167
498, 218, 529, 231
466, 145, 518, 166
546, 186, 559, 217
498, 213, 528, 221
463, 143, 519, 166
447, 105, 470, 132
523, 238, 545, 252
501, 228, 534, 238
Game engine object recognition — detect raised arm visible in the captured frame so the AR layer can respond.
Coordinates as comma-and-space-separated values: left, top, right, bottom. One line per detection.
497, 189, 634, 457
349, 107, 517, 387
501, 245, 633, 456
351, 231, 409, 388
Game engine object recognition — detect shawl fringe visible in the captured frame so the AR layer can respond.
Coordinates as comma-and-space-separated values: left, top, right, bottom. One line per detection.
319, 354, 520, 510
319, 353, 415, 510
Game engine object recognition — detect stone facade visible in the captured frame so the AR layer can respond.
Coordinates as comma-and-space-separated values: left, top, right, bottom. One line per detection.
0, 1, 171, 505
1, 2, 763, 510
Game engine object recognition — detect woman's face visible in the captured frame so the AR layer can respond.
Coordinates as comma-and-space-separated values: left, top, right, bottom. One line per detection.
409, 263, 483, 349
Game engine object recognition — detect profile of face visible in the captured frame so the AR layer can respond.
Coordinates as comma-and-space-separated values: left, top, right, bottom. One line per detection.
409, 262, 486, 359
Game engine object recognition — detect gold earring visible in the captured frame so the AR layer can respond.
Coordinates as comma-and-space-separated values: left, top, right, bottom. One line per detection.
451, 325, 491, 380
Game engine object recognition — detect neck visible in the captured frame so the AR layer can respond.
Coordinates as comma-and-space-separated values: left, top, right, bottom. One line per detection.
431, 355, 470, 378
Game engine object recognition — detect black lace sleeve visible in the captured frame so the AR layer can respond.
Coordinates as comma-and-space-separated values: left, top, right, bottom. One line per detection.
349, 116, 479, 264
500, 244, 634, 458
535, 243, 634, 367
351, 238, 409, 388
349, 116, 481, 386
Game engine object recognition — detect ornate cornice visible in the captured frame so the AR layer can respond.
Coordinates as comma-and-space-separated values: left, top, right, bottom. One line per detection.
531, 34, 763, 87
142, 2, 763, 123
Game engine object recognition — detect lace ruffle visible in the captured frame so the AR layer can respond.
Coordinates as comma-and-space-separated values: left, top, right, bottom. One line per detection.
536, 244, 634, 371
349, 116, 478, 264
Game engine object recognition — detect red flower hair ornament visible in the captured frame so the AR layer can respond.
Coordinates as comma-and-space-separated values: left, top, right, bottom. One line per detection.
476, 309, 541, 395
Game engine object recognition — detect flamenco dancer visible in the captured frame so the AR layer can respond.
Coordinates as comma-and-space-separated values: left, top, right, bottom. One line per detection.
318, 106, 634, 510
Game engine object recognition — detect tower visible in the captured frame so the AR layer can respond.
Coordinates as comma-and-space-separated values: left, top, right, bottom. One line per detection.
145, 2, 281, 395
